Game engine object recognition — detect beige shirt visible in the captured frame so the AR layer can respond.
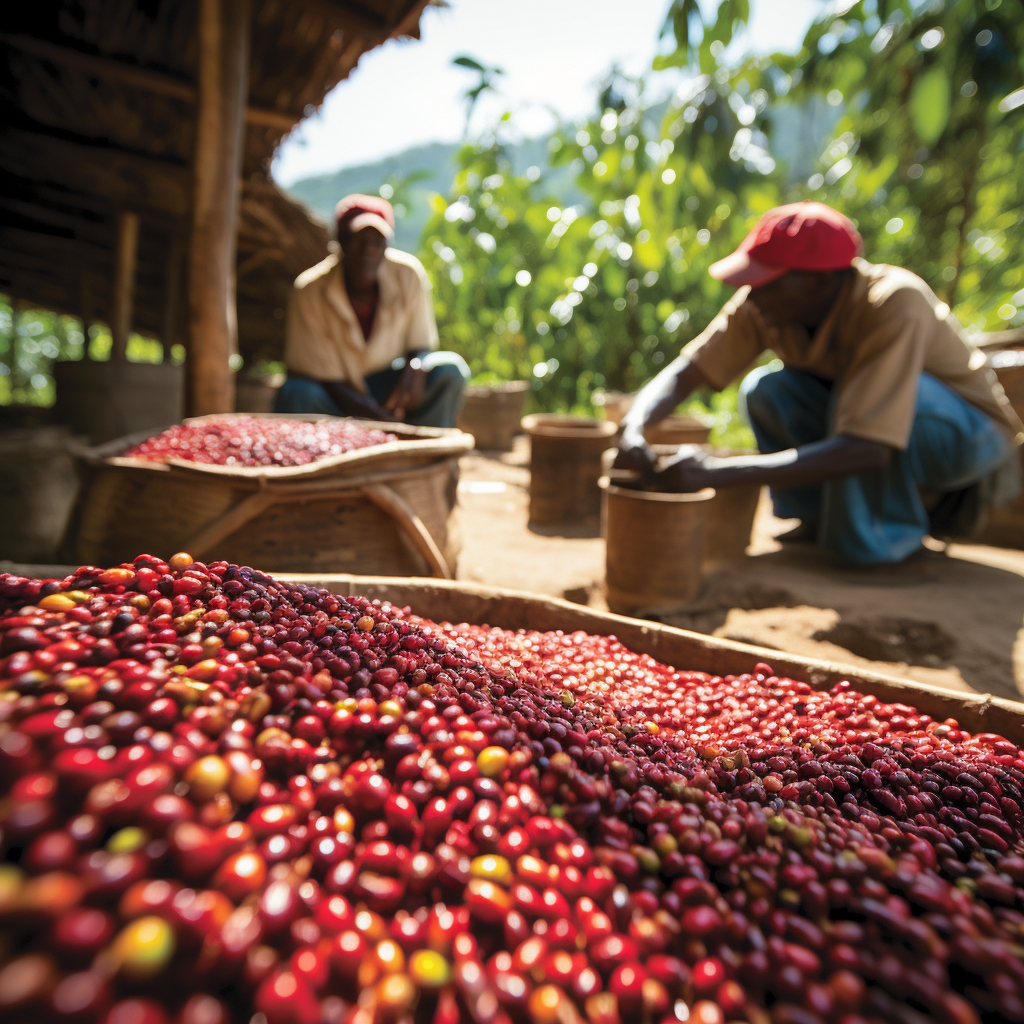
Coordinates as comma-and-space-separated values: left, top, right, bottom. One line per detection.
683, 258, 1023, 449
284, 248, 439, 392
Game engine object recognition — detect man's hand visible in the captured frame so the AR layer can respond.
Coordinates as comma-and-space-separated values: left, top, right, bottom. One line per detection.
652, 445, 716, 492
613, 427, 657, 476
321, 379, 400, 422
385, 358, 427, 419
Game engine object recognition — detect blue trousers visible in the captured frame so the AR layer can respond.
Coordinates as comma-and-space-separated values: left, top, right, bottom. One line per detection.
274, 351, 470, 429
739, 365, 1012, 565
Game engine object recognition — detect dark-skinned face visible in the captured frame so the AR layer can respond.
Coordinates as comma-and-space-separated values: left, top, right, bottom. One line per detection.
339, 226, 388, 288
746, 269, 847, 331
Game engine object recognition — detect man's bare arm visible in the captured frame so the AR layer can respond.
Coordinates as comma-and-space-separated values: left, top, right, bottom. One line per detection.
658, 435, 891, 492
321, 380, 399, 422
615, 357, 709, 472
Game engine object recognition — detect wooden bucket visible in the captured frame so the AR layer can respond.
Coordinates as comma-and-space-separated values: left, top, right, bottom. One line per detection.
523, 414, 618, 525
645, 414, 712, 446
456, 381, 530, 451
599, 447, 761, 569
51, 360, 184, 444
704, 482, 762, 567
234, 373, 284, 414
282, 574, 1024, 746
0, 427, 81, 563
593, 390, 634, 425
61, 415, 474, 579
976, 351, 1024, 548
600, 475, 715, 615
696, 448, 762, 568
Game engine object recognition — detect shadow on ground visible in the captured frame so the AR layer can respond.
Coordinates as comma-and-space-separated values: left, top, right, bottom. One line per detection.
660, 543, 1024, 702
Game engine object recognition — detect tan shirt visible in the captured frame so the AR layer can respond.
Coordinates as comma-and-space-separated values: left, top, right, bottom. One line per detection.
284, 248, 439, 392
683, 258, 1023, 449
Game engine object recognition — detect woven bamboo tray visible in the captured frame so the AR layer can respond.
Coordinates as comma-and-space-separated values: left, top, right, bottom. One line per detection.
281, 574, 1024, 745
61, 415, 474, 579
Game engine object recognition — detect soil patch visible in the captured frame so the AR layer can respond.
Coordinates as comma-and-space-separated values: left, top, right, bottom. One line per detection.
455, 446, 1024, 703
811, 616, 958, 666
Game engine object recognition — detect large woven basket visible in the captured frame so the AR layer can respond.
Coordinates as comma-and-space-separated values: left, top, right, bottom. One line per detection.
61, 415, 474, 578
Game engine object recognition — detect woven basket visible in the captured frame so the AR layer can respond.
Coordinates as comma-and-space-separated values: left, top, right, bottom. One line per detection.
456, 381, 530, 451
600, 476, 715, 615
523, 414, 618, 525
61, 414, 474, 578
645, 414, 713, 446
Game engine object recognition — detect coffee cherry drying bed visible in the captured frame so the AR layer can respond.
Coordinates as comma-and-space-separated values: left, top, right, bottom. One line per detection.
1, 555, 1023, 1024
62, 416, 473, 578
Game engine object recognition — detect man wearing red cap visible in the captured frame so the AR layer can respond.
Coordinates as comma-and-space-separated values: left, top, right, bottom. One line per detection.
275, 194, 469, 427
616, 201, 1022, 566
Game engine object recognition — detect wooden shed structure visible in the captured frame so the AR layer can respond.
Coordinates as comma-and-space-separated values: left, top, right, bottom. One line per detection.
0, 0, 434, 415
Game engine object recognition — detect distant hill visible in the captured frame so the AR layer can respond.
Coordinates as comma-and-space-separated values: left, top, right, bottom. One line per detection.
281, 100, 835, 252
283, 136, 584, 252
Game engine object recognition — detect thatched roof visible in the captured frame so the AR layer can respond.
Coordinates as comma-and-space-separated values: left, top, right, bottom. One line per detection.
0, 0, 433, 361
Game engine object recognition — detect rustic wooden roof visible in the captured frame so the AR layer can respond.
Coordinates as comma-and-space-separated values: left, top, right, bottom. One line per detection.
0, 0, 433, 361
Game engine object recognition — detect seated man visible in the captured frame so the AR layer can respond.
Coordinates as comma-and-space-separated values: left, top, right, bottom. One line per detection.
616, 201, 1023, 566
275, 194, 469, 428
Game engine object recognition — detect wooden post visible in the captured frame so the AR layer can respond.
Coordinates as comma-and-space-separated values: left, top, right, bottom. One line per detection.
185, 0, 249, 416
79, 270, 94, 359
110, 210, 139, 361
161, 233, 186, 362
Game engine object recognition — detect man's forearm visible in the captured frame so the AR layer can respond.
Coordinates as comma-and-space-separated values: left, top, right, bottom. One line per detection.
621, 357, 708, 436
320, 380, 393, 421
669, 435, 891, 490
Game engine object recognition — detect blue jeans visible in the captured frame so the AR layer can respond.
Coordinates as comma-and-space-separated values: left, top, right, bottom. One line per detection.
739, 365, 1013, 565
274, 351, 470, 428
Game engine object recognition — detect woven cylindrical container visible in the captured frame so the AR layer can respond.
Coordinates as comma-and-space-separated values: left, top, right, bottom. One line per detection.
599, 446, 760, 568
523, 414, 618, 525
645, 414, 712, 446
601, 476, 715, 615
456, 381, 530, 451
703, 482, 762, 567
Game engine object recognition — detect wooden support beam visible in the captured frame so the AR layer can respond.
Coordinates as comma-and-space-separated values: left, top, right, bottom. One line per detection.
0, 33, 299, 131
80, 271, 94, 360
161, 233, 186, 362
186, 0, 250, 417
110, 211, 139, 361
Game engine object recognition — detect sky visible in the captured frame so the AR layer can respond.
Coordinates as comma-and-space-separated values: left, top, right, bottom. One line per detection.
272, 0, 825, 186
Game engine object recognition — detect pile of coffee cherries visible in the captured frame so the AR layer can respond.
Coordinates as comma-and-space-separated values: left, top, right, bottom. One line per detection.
124, 417, 398, 468
0, 555, 1022, 1024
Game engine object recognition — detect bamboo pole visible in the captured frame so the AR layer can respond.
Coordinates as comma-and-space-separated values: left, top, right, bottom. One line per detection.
110, 211, 139, 362
186, 0, 249, 416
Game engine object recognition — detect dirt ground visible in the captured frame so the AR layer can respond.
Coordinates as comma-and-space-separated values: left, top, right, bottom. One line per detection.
455, 439, 1024, 704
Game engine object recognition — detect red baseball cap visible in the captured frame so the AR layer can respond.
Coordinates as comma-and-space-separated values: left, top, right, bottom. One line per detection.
709, 201, 862, 288
335, 194, 395, 240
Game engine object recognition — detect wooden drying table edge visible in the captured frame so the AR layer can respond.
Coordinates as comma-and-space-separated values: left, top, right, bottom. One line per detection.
3, 565, 1021, 744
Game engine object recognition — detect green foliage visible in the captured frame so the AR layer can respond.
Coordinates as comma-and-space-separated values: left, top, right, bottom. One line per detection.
422, 0, 1024, 435
786, 0, 1024, 331
422, 33, 785, 422
0, 294, 176, 408
0, 298, 85, 406
7, 0, 1024, 419
453, 55, 505, 137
